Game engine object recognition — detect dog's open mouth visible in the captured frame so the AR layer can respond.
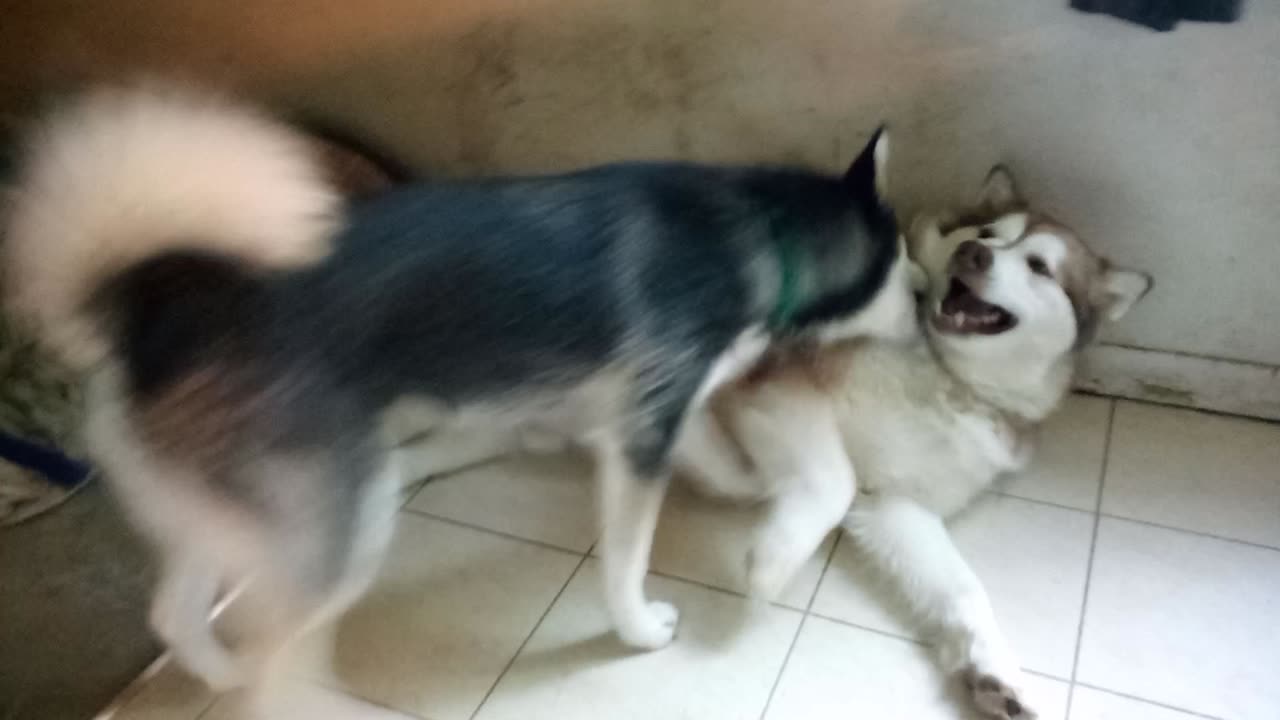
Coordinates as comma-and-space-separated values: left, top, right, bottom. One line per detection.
932, 278, 1017, 335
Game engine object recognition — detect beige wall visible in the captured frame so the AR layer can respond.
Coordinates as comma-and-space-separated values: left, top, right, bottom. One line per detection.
2, 0, 1277, 367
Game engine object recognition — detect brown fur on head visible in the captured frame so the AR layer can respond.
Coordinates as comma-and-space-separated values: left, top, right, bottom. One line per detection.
912, 166, 1151, 354
909, 166, 1152, 418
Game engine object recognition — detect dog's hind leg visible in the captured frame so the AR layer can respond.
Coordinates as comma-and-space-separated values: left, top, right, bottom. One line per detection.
592, 432, 677, 650
727, 386, 853, 600
674, 410, 769, 502
151, 549, 242, 691
844, 497, 1035, 720
236, 451, 400, 699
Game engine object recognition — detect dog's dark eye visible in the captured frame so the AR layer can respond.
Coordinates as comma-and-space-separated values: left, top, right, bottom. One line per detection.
977, 226, 997, 240
1027, 256, 1052, 277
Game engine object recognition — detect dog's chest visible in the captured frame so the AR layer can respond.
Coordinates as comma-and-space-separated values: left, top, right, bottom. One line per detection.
832, 346, 1029, 516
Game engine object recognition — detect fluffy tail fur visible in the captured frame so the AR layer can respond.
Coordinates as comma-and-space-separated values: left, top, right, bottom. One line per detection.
3, 84, 339, 367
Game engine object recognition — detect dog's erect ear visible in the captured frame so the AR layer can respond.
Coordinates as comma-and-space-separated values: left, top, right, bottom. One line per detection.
844, 126, 890, 200
1091, 266, 1153, 322
978, 165, 1022, 213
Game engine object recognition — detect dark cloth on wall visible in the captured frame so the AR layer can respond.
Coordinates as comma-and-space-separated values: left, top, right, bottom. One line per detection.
1070, 0, 1243, 31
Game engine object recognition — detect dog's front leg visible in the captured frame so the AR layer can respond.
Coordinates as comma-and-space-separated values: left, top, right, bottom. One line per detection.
591, 433, 678, 650
844, 496, 1035, 720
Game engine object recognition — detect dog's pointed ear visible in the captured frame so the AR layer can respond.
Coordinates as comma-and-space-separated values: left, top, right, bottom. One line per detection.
978, 165, 1022, 213
1091, 265, 1152, 322
844, 126, 890, 200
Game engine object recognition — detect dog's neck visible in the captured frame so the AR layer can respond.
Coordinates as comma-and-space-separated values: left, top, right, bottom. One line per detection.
933, 343, 1075, 426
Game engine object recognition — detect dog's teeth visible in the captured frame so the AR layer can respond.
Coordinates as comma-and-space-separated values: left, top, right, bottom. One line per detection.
955, 311, 966, 326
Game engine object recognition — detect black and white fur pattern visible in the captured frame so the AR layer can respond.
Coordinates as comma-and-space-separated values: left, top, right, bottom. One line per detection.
1, 85, 916, 694
405, 168, 1151, 720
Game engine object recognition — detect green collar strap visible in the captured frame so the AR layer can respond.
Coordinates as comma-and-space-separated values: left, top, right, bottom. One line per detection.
768, 235, 801, 330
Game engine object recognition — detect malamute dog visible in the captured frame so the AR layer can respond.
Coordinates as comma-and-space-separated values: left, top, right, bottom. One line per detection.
2, 85, 917, 692
682, 167, 1152, 718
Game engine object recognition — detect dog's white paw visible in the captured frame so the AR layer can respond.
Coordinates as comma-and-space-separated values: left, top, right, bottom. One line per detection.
962, 666, 1037, 720
616, 601, 680, 650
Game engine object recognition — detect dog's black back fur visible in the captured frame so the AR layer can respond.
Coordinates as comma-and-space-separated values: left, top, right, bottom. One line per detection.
101, 149, 897, 479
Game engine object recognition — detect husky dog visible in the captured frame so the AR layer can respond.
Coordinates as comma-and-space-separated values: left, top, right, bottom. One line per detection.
405, 167, 1150, 719
2, 85, 917, 692
679, 167, 1152, 719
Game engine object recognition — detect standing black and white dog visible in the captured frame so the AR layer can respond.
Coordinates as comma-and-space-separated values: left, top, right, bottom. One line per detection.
2, 85, 916, 691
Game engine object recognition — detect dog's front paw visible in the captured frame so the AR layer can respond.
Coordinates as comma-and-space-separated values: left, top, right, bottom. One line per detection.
616, 601, 680, 650
962, 666, 1037, 720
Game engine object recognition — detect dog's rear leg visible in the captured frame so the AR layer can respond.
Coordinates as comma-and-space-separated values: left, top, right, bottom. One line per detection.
844, 497, 1035, 720
728, 387, 853, 600
592, 434, 677, 650
239, 454, 400, 701
151, 550, 242, 691
674, 410, 769, 502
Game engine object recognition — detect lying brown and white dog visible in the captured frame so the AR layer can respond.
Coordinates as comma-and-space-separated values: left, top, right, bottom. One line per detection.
676, 166, 1152, 719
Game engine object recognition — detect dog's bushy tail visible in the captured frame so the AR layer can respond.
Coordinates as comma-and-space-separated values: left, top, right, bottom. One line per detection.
3, 84, 339, 367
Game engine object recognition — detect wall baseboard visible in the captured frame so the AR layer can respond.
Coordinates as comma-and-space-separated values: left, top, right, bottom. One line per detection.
1077, 344, 1280, 421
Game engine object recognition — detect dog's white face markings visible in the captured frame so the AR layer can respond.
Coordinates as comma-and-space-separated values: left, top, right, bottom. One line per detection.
970, 228, 1077, 356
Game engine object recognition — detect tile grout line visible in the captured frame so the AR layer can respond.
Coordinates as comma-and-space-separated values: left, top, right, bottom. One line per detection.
399, 506, 588, 557
1072, 682, 1229, 720
795, 608, 1081, 685
643, 569, 807, 613
192, 699, 218, 720
1094, 511, 1280, 553
989, 490, 1096, 515
994, 490, 1280, 554
468, 549, 593, 720
1024, 668, 1073, 685
806, 608, 928, 648
993, 486, 1280, 548
756, 532, 842, 720
1088, 387, 1280, 427
1064, 399, 1116, 719
413, 510, 820, 613
399, 475, 433, 509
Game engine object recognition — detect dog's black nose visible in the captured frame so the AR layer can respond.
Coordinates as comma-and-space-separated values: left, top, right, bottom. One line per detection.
952, 240, 993, 274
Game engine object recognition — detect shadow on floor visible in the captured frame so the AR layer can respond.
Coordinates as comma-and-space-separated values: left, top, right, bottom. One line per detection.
0, 482, 157, 720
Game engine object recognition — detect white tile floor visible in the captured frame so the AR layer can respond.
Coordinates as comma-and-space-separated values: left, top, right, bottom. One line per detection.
104, 396, 1280, 720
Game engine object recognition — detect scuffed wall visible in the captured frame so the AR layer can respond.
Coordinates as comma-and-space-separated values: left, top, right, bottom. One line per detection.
1, 0, 1277, 366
